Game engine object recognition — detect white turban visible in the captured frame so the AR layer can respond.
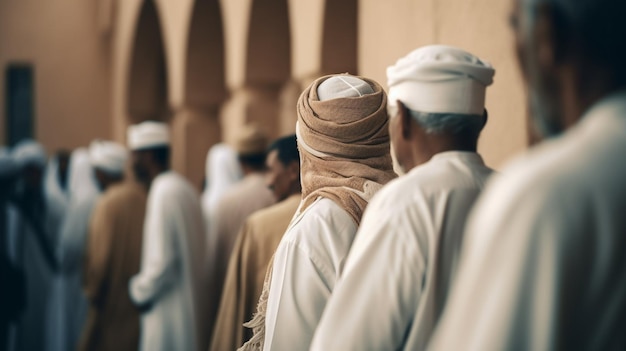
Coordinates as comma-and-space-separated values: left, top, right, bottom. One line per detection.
0, 147, 18, 177
127, 121, 170, 151
12, 139, 47, 169
387, 45, 495, 115
89, 140, 128, 175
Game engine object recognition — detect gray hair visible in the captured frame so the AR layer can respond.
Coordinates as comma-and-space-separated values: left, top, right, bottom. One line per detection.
387, 102, 485, 138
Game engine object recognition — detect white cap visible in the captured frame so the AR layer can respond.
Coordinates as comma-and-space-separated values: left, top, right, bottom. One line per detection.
0, 147, 18, 177
12, 139, 47, 169
317, 75, 375, 101
89, 140, 128, 175
127, 121, 170, 151
387, 45, 495, 115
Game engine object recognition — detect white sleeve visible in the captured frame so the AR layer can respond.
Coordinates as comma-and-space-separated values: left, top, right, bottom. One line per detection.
310, 205, 425, 351
263, 238, 333, 351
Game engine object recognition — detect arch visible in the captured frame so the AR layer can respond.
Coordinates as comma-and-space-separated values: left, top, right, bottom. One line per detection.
245, 0, 291, 86
321, 0, 358, 75
184, 0, 226, 108
127, 0, 168, 122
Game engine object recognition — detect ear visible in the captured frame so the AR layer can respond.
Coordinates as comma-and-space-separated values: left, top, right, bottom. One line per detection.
287, 161, 300, 181
397, 100, 413, 140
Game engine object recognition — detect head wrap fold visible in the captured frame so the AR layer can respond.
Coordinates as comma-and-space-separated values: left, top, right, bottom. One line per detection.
296, 74, 396, 225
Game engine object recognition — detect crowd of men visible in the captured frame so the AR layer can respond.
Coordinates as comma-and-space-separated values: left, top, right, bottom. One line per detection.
1, 0, 625, 350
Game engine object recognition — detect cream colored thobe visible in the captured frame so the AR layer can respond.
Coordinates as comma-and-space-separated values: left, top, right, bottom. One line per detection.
80, 181, 146, 351
206, 173, 275, 346
129, 171, 206, 351
428, 91, 626, 351
310, 152, 493, 351
210, 193, 300, 351
263, 197, 357, 351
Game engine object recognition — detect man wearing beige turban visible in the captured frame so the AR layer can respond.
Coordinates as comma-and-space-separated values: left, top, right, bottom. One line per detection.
240, 74, 396, 351
311, 45, 495, 351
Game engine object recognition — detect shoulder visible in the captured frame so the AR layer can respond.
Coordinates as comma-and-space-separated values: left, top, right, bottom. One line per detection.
281, 198, 356, 252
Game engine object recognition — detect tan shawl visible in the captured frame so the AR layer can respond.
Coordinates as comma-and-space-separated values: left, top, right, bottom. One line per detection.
238, 74, 395, 351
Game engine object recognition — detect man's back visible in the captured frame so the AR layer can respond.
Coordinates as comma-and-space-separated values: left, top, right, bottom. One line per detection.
264, 197, 358, 350
81, 181, 146, 351
131, 171, 206, 351
312, 151, 493, 351
428, 92, 626, 351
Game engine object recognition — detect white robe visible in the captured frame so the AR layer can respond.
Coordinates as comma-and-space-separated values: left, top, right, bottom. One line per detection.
49, 148, 100, 351
129, 171, 206, 351
263, 197, 357, 351
310, 152, 493, 351
428, 91, 626, 351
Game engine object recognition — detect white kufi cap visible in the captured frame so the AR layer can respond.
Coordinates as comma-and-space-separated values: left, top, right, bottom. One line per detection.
12, 139, 47, 169
127, 121, 170, 151
387, 45, 495, 115
317, 75, 375, 101
89, 140, 128, 175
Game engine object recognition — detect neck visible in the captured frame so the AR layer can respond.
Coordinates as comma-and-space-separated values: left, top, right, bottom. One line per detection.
146, 165, 167, 187
407, 134, 476, 171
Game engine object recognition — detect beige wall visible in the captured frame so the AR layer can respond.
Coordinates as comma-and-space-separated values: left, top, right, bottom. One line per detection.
359, 0, 528, 168
2, 0, 528, 182
0, 0, 112, 152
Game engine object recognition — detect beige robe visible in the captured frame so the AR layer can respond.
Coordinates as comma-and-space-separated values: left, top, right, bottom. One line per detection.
79, 181, 147, 351
206, 173, 275, 345
210, 194, 300, 351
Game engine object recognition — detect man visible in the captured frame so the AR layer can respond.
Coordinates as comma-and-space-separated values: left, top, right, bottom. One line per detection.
243, 74, 396, 351
127, 121, 206, 351
9, 140, 57, 351
427, 1, 626, 350
210, 134, 301, 351
80, 177, 147, 350
52, 140, 127, 351
206, 126, 275, 345
0, 148, 24, 351
310, 46, 495, 351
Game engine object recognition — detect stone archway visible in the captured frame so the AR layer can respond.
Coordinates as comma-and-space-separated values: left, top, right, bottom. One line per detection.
171, 0, 227, 189
127, 0, 169, 123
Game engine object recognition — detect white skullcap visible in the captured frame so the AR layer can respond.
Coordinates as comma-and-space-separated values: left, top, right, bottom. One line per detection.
89, 140, 128, 175
0, 147, 18, 177
317, 75, 375, 101
12, 139, 47, 169
387, 45, 495, 115
127, 121, 170, 151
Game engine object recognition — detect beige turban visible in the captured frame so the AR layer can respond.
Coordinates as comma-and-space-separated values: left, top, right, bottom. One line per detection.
296, 74, 396, 225
234, 125, 269, 155
387, 45, 495, 115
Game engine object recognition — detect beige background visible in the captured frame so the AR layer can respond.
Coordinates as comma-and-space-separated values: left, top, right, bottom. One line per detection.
1, 0, 528, 187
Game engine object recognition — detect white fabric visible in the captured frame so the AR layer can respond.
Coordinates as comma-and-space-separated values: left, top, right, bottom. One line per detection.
317, 75, 374, 101
89, 139, 128, 174
129, 171, 207, 351
387, 45, 495, 115
201, 143, 242, 237
49, 148, 101, 351
127, 121, 170, 151
310, 152, 493, 351
428, 91, 626, 351
12, 139, 47, 169
263, 197, 357, 351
